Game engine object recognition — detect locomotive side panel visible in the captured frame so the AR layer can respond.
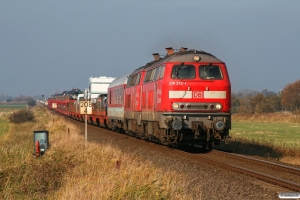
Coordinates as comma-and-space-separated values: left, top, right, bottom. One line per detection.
107, 75, 128, 130
140, 64, 166, 121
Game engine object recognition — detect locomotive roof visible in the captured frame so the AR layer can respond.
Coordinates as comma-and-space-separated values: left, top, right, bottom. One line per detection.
131, 48, 223, 74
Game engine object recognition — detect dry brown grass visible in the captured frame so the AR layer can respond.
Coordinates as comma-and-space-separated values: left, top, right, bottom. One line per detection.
0, 111, 12, 119
279, 156, 300, 166
52, 143, 199, 200
0, 106, 202, 200
232, 112, 300, 123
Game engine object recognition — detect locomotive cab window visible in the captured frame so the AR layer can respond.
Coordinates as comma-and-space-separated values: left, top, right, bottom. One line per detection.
153, 67, 161, 80
127, 74, 140, 87
159, 65, 165, 79
171, 65, 195, 79
136, 74, 141, 85
144, 68, 159, 83
149, 68, 156, 81
199, 65, 223, 80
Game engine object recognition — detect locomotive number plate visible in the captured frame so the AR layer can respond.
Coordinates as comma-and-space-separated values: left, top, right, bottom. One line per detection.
169, 81, 186, 85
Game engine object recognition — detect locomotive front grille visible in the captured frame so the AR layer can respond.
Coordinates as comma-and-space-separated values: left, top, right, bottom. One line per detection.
172, 102, 222, 111
186, 104, 208, 110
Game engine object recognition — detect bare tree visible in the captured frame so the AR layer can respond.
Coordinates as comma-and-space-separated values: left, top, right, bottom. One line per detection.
281, 80, 300, 111
232, 89, 282, 114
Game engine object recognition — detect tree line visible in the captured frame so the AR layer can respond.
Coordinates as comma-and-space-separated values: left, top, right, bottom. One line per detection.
2, 95, 36, 106
232, 80, 300, 114
1, 79, 300, 113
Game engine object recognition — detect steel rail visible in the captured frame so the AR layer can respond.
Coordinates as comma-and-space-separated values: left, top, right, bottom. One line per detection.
196, 154, 300, 192
172, 149, 300, 192
212, 150, 300, 176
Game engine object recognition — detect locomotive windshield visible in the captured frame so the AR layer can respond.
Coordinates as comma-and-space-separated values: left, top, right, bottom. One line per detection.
199, 65, 223, 80
171, 65, 195, 79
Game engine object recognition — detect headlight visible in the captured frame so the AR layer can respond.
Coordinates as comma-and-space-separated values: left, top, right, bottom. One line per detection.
215, 104, 222, 110
214, 120, 225, 131
171, 119, 182, 130
173, 103, 179, 110
193, 55, 201, 62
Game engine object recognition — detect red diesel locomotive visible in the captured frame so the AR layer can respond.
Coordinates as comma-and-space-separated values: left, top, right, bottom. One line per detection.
48, 47, 231, 149
107, 47, 231, 148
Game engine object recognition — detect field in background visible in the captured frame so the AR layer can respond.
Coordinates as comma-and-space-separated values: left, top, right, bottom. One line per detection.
216, 113, 300, 165
232, 112, 300, 124
231, 122, 300, 147
231, 112, 300, 147
0, 104, 27, 110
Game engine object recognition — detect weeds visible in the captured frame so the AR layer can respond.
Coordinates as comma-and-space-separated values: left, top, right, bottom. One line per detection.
0, 119, 9, 137
2, 109, 298, 199
232, 112, 300, 123
8, 109, 34, 124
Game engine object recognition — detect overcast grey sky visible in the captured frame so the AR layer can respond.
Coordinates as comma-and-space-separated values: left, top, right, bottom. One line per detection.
0, 0, 299, 97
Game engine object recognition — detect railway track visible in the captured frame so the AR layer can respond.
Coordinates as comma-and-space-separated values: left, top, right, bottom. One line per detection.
173, 148, 300, 192
212, 150, 300, 176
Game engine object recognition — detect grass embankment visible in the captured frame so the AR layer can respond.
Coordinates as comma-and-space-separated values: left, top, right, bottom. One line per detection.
0, 119, 9, 138
0, 107, 201, 200
216, 112, 300, 165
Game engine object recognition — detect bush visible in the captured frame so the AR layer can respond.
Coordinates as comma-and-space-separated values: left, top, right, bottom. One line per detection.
9, 109, 35, 124
27, 99, 36, 106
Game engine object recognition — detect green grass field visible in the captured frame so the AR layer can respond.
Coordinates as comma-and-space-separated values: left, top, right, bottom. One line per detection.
230, 122, 300, 147
0, 104, 27, 109
0, 119, 9, 137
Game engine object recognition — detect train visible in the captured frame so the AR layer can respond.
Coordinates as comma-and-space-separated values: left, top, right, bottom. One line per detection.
47, 47, 231, 150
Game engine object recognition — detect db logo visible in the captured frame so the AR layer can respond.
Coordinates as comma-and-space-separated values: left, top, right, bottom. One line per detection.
193, 91, 203, 98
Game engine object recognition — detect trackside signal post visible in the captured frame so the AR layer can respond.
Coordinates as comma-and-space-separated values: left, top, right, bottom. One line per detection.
80, 98, 92, 148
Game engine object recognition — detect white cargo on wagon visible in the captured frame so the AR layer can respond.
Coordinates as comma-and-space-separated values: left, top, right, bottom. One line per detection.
89, 76, 116, 101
